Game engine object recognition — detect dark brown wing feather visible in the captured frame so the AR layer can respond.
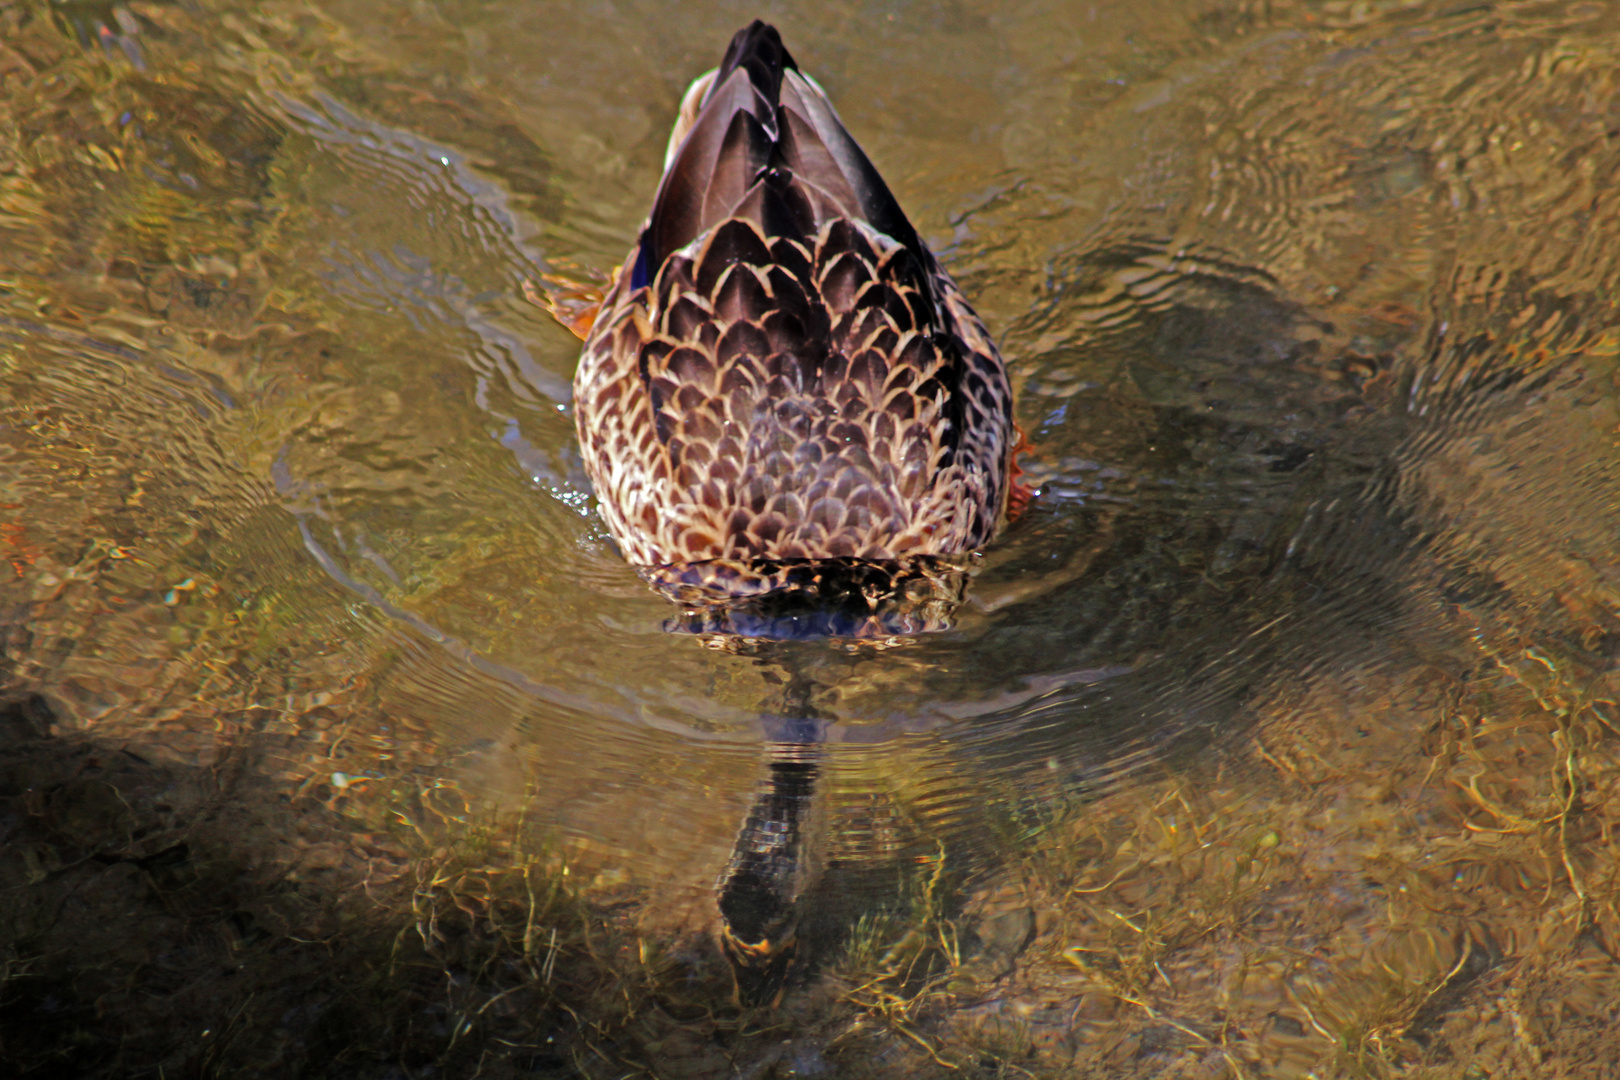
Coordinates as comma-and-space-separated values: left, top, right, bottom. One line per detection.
639, 23, 928, 289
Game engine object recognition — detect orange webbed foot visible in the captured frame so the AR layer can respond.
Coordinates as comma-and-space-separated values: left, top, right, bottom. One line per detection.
522, 265, 614, 342
1005, 423, 1037, 524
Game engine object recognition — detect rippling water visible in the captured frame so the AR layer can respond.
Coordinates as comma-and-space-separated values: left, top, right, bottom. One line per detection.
5, 0, 1620, 1055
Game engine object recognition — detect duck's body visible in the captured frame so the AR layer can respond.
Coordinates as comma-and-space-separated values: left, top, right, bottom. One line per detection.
573, 22, 1015, 611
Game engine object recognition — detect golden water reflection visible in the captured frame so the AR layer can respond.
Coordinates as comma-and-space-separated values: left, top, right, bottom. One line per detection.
3, 0, 1620, 1074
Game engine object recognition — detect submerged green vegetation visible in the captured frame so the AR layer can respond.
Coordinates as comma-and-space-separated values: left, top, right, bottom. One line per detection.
7, 618, 1620, 1077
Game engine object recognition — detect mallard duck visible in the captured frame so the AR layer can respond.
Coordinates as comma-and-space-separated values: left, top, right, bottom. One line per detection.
571, 21, 1021, 626
557, 22, 1028, 999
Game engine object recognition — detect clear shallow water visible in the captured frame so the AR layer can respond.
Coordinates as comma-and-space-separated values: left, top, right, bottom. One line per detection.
4, 0, 1620, 972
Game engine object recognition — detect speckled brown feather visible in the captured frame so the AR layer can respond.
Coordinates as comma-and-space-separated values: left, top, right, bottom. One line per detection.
573, 22, 1014, 619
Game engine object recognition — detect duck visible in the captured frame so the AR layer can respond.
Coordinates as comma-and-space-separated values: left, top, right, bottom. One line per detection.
549, 22, 1029, 998
564, 21, 1025, 634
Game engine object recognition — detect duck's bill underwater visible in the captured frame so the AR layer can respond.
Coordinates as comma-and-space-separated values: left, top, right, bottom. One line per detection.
557, 20, 1028, 642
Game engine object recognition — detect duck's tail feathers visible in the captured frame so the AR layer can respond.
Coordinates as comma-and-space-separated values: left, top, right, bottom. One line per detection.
635, 20, 924, 289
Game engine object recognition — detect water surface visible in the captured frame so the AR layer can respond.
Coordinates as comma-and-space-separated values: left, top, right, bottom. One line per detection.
5, 0, 1620, 1072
